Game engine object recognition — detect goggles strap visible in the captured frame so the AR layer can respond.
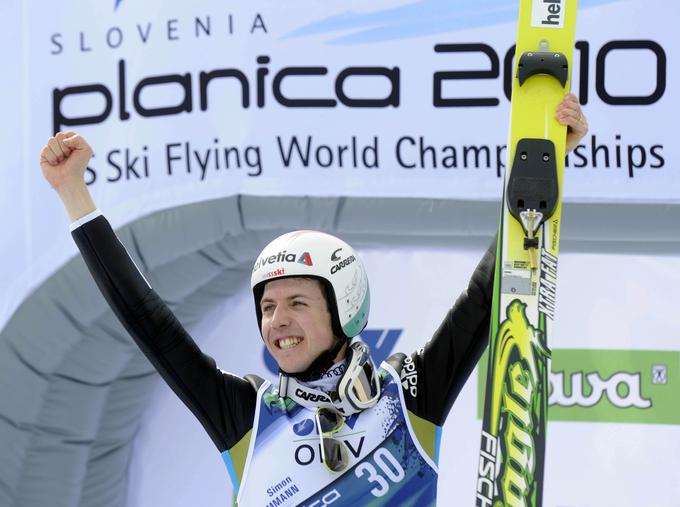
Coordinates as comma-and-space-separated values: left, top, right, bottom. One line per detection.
279, 375, 340, 411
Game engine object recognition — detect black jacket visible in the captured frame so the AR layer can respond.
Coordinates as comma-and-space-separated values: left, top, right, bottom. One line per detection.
72, 216, 496, 452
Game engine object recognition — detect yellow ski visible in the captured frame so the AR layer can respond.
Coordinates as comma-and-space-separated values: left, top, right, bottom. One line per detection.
476, 1, 578, 506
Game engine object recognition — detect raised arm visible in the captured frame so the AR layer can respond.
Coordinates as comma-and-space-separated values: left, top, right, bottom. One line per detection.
391, 235, 496, 426
40, 133, 257, 451
393, 94, 588, 425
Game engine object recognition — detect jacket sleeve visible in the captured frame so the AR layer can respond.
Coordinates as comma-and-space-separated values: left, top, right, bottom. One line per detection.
393, 236, 496, 426
72, 215, 256, 452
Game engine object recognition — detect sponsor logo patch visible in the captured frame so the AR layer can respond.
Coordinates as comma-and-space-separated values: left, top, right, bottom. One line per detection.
292, 418, 315, 437
330, 255, 356, 275
295, 388, 331, 404
263, 268, 285, 279
400, 356, 418, 397
531, 0, 565, 28
254, 250, 313, 271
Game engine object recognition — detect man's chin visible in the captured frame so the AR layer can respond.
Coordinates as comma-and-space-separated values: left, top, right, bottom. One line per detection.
277, 358, 311, 375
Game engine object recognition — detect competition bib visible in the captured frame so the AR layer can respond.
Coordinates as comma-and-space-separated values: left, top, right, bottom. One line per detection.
234, 365, 439, 506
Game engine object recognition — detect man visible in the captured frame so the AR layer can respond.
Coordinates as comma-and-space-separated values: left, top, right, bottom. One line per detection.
40, 94, 587, 505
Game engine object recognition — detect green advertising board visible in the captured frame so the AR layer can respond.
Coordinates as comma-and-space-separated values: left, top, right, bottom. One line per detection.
478, 349, 679, 425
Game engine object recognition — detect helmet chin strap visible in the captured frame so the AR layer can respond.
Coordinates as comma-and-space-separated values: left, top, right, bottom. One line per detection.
279, 337, 346, 382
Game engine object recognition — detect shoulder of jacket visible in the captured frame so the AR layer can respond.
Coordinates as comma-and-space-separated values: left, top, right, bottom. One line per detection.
385, 352, 407, 373
244, 373, 266, 392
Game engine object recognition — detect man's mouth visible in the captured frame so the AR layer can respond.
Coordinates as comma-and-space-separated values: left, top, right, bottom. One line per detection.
277, 336, 303, 350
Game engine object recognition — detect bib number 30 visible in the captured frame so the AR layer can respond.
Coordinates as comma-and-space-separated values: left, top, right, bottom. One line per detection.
354, 448, 406, 497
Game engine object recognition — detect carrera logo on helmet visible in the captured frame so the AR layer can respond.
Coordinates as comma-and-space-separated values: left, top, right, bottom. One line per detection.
400, 356, 418, 397
330, 255, 356, 275
263, 268, 285, 279
331, 248, 343, 261
254, 250, 313, 271
295, 388, 331, 403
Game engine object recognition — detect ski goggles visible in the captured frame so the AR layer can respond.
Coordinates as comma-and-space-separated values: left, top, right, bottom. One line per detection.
277, 339, 380, 417
316, 407, 349, 473
337, 340, 381, 412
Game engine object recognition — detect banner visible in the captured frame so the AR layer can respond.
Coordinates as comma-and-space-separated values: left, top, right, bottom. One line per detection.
2, 0, 678, 329
25, 0, 677, 205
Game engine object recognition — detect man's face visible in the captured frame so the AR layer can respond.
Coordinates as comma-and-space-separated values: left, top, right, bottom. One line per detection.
260, 277, 336, 373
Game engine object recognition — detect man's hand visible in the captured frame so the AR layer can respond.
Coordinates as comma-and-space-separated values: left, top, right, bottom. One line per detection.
40, 131, 93, 191
40, 132, 97, 222
555, 93, 588, 153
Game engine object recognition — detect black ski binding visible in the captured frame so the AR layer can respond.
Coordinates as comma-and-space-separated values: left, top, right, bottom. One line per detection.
517, 49, 568, 87
507, 138, 559, 252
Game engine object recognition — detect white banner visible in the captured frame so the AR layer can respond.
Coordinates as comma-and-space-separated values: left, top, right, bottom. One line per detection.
2, 1, 678, 333
19, 0, 677, 205
126, 246, 680, 507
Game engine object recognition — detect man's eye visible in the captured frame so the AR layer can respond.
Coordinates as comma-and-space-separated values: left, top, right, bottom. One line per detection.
261, 305, 274, 313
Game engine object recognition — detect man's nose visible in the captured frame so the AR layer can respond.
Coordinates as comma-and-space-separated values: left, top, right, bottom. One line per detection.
271, 305, 291, 328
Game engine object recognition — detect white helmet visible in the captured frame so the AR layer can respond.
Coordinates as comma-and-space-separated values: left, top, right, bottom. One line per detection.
251, 230, 370, 340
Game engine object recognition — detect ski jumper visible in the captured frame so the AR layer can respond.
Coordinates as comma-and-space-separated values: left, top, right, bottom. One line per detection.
72, 213, 496, 506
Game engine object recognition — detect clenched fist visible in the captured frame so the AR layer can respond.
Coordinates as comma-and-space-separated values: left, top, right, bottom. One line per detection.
40, 131, 93, 191
40, 132, 96, 221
